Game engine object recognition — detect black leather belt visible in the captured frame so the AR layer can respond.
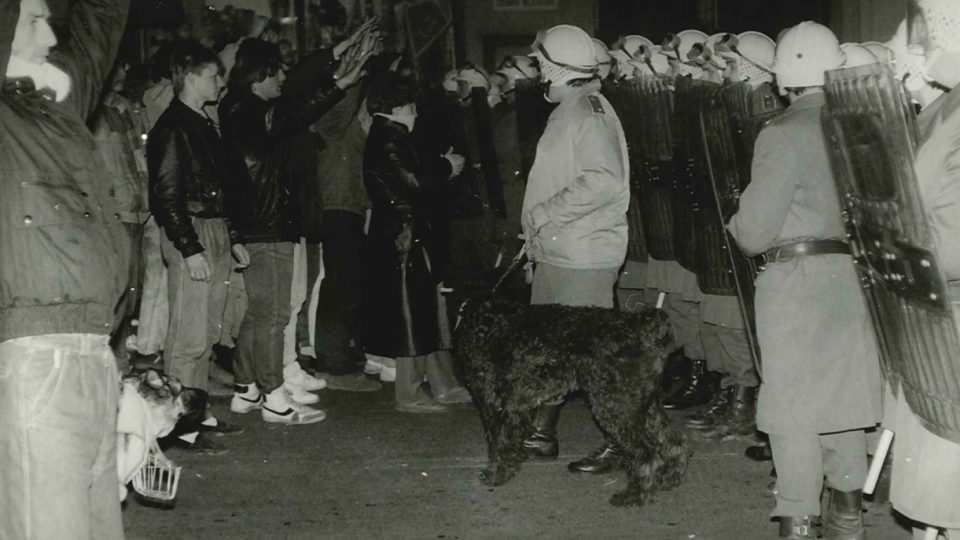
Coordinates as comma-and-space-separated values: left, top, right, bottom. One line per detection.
759, 239, 850, 266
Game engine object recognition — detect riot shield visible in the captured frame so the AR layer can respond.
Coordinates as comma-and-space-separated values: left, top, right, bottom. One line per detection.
603, 79, 648, 263
698, 81, 781, 377
823, 63, 960, 443
671, 77, 714, 274
468, 87, 507, 219
514, 79, 556, 182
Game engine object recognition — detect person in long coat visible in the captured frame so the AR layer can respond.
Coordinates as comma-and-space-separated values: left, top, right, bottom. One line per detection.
887, 2, 960, 538
727, 22, 881, 539
361, 70, 470, 414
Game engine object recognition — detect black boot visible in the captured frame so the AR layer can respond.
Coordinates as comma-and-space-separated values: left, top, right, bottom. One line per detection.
685, 385, 734, 429
704, 385, 758, 438
521, 403, 562, 459
822, 489, 865, 540
660, 352, 692, 394
745, 440, 773, 462
567, 443, 624, 474
663, 359, 717, 410
779, 516, 817, 539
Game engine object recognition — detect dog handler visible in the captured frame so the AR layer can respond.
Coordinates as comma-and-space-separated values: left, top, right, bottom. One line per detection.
727, 22, 882, 540
0, 0, 131, 538
520, 24, 631, 474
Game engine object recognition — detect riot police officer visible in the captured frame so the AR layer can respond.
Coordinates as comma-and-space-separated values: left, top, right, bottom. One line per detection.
727, 22, 882, 539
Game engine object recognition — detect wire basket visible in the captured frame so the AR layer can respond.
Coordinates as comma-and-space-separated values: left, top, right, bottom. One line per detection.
132, 451, 181, 505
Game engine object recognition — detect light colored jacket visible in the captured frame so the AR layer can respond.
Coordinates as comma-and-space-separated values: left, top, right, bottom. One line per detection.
522, 80, 629, 270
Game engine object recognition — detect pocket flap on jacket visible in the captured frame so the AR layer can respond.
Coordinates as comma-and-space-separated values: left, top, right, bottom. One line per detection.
17, 178, 96, 228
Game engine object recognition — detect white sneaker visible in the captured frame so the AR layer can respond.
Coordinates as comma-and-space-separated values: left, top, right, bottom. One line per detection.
363, 354, 385, 375
379, 358, 396, 382
283, 362, 327, 391
231, 383, 263, 414
284, 381, 320, 405
262, 388, 326, 425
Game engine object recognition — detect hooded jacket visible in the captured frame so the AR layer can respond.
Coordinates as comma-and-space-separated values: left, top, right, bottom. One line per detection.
0, 0, 130, 341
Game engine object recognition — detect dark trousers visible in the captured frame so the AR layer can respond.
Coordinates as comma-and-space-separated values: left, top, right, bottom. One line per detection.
235, 242, 294, 394
315, 210, 364, 375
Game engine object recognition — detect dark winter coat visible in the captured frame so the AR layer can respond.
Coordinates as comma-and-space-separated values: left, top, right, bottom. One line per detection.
362, 115, 452, 357
218, 49, 344, 244
0, 0, 130, 341
147, 99, 242, 257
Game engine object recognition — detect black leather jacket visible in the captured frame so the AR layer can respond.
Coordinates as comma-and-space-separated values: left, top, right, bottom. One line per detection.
218, 49, 345, 243
147, 98, 241, 258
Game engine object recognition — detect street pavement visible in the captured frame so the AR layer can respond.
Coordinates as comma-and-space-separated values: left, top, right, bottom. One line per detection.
122, 382, 915, 540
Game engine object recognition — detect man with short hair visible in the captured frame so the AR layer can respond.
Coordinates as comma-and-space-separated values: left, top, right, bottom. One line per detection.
148, 40, 250, 452
220, 27, 374, 425
0, 0, 130, 537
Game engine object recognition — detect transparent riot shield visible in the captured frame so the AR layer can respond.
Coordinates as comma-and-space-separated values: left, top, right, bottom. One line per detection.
603, 78, 648, 263
823, 62, 960, 442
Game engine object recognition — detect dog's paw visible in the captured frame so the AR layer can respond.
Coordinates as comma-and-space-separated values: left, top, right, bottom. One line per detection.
480, 464, 513, 486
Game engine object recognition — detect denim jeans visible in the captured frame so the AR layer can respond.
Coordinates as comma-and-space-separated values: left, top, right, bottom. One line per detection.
0, 334, 123, 540
235, 242, 294, 394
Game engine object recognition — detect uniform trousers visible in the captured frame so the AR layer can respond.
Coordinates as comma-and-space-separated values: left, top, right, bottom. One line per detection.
656, 292, 706, 360
768, 429, 868, 517
532, 263, 618, 405
0, 334, 123, 540
701, 323, 758, 388
160, 218, 233, 390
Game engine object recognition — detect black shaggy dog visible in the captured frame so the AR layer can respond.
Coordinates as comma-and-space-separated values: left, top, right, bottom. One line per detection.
454, 297, 689, 506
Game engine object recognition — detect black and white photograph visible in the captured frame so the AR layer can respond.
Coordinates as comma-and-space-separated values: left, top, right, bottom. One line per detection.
0, 0, 957, 538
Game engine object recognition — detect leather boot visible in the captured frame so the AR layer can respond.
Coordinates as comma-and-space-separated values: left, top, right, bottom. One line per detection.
660, 352, 692, 394
779, 516, 817, 539
567, 443, 624, 474
685, 385, 734, 429
704, 385, 758, 438
521, 403, 562, 459
822, 489, 865, 540
663, 359, 717, 410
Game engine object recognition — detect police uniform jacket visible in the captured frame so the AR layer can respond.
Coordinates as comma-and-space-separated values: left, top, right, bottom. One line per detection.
728, 92, 881, 435
522, 80, 630, 270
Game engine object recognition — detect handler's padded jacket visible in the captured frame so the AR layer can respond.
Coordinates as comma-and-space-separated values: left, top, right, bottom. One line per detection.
147, 98, 243, 257
218, 49, 344, 244
0, 0, 130, 342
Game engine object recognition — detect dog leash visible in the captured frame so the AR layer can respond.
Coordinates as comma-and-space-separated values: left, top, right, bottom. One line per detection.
454, 243, 530, 331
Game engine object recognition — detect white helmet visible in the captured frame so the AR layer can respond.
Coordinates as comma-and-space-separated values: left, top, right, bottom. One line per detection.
772, 21, 844, 88
660, 29, 709, 78
612, 35, 654, 79
495, 55, 539, 93
631, 44, 671, 78
530, 24, 598, 86
456, 64, 491, 92
442, 69, 460, 93
716, 31, 775, 86
861, 41, 895, 67
592, 38, 614, 79
840, 43, 880, 68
